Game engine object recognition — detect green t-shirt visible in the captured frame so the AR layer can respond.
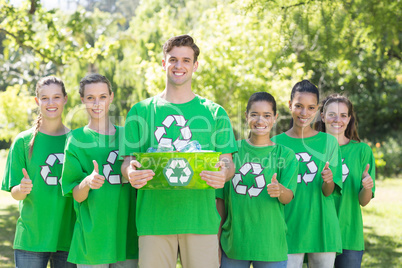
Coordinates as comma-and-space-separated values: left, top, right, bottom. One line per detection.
219, 139, 299, 261
61, 126, 138, 265
336, 141, 375, 251
272, 132, 343, 254
1, 129, 75, 252
120, 95, 237, 236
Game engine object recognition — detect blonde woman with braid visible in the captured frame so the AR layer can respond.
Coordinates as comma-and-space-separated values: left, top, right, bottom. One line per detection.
1, 76, 76, 268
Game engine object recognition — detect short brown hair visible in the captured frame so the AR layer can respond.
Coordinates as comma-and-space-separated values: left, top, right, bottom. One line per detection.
79, 73, 112, 97
163, 35, 200, 62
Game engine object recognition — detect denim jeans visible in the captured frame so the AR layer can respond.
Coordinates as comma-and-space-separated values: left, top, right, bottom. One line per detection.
334, 250, 364, 268
14, 249, 76, 268
287, 252, 336, 268
77, 259, 138, 268
221, 250, 287, 268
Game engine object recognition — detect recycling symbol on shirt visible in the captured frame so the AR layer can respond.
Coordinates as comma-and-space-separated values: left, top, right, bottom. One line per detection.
295, 152, 318, 185
163, 158, 194, 186
342, 158, 349, 182
102, 150, 126, 184
154, 115, 192, 150
232, 162, 266, 198
40, 153, 64, 185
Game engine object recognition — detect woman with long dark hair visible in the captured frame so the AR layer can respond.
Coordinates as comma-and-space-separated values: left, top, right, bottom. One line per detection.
272, 80, 343, 268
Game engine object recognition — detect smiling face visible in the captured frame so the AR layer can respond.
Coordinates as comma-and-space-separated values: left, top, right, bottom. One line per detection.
246, 101, 277, 138
81, 82, 114, 120
35, 83, 67, 120
322, 101, 351, 136
162, 46, 198, 88
289, 92, 319, 129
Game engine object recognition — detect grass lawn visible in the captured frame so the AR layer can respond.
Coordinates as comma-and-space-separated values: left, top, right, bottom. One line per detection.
0, 154, 401, 267
0, 154, 19, 267
361, 178, 402, 267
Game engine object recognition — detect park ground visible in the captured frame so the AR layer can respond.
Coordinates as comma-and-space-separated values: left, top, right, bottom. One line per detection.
0, 155, 401, 268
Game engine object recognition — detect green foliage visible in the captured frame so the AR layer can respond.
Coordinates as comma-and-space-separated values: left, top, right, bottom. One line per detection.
0, 85, 36, 142
241, 0, 402, 140
0, 0, 123, 93
370, 135, 402, 179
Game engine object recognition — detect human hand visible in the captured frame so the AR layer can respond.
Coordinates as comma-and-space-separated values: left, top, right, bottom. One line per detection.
127, 160, 154, 189
362, 164, 374, 190
200, 161, 227, 189
267, 173, 281, 198
85, 160, 105, 189
321, 161, 333, 184
19, 168, 33, 194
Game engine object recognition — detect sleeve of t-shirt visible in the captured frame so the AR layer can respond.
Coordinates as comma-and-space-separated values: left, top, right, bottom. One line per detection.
278, 146, 299, 197
216, 187, 225, 199
360, 143, 376, 197
214, 107, 237, 154
61, 135, 88, 197
329, 139, 343, 196
119, 105, 147, 160
1, 134, 26, 192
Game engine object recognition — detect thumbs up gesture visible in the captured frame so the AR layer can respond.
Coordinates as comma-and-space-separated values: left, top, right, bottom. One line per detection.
86, 160, 105, 189
19, 168, 33, 194
361, 164, 373, 190
321, 161, 333, 184
267, 173, 281, 198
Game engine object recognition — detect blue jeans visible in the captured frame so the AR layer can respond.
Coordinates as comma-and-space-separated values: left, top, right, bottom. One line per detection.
221, 250, 287, 268
14, 249, 76, 268
77, 259, 138, 268
334, 250, 363, 268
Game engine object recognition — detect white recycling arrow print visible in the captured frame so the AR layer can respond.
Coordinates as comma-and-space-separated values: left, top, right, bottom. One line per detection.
254, 175, 265, 188
164, 158, 194, 186
173, 115, 187, 127
179, 167, 192, 184
103, 150, 123, 185
342, 159, 349, 182
162, 115, 175, 128
251, 163, 263, 175
295, 152, 318, 185
155, 127, 167, 143
170, 160, 178, 169
180, 126, 192, 140
40, 153, 64, 186
103, 164, 113, 179
232, 174, 248, 195
248, 186, 262, 197
232, 162, 266, 198
296, 152, 311, 162
156, 115, 192, 151
239, 163, 252, 176
177, 160, 186, 168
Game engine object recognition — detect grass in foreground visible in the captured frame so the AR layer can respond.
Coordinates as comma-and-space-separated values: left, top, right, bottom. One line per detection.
361, 178, 402, 267
0, 149, 401, 267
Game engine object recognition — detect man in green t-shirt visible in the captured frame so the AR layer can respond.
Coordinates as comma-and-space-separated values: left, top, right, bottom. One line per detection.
120, 35, 237, 268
